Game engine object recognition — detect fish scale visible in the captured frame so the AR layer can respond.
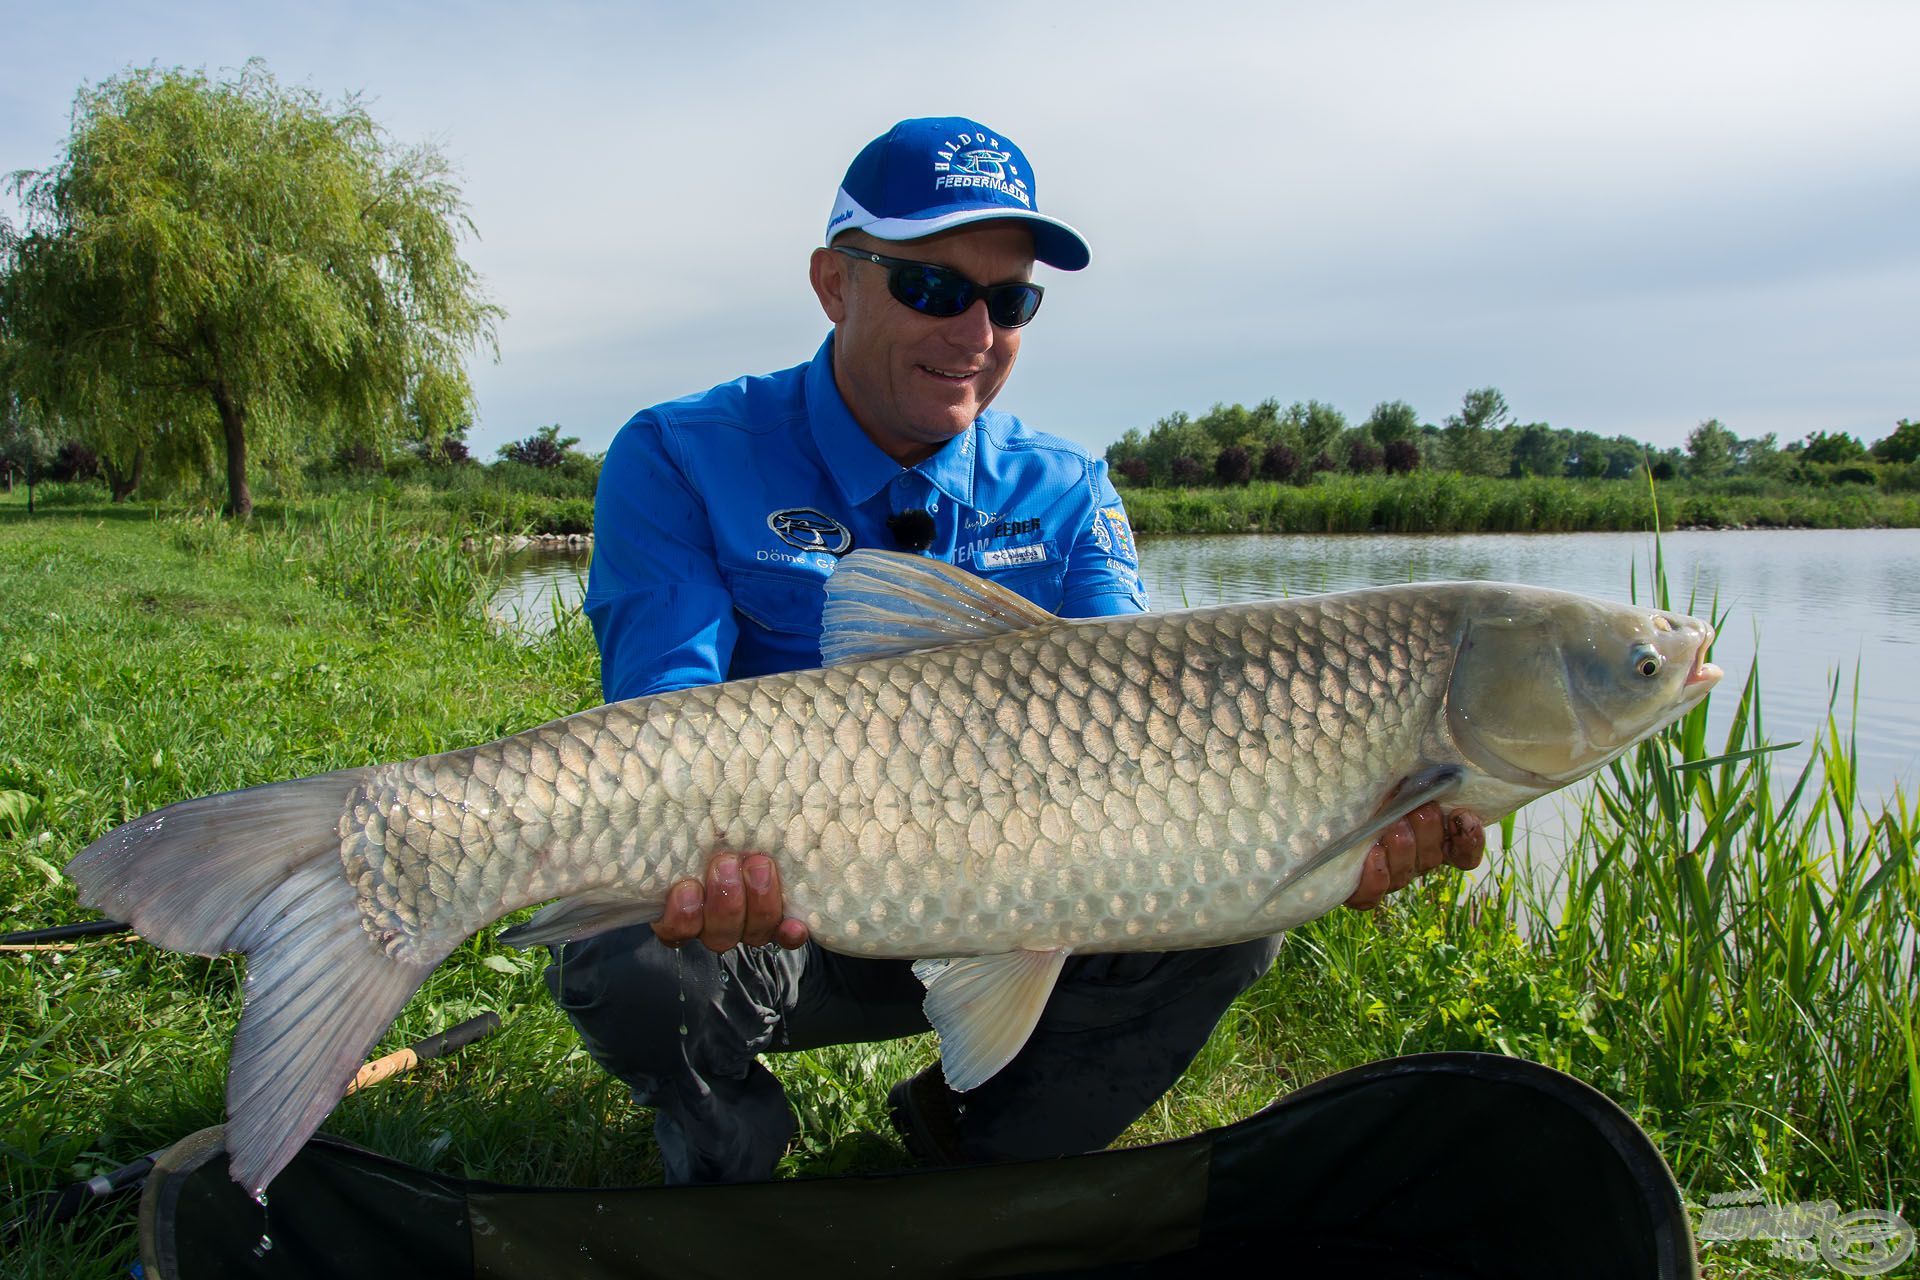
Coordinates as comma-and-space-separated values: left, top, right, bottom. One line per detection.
67, 550, 1718, 1194
337, 587, 1457, 966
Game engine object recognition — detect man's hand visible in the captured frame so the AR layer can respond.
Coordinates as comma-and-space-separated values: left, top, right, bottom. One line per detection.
1343, 804, 1485, 911
653, 852, 811, 953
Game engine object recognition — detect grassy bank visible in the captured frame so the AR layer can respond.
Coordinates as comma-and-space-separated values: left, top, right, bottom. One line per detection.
2, 502, 1914, 1277
1119, 472, 1920, 534
22, 465, 1920, 540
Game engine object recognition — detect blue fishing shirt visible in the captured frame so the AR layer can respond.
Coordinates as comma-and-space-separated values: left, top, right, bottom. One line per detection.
587, 334, 1148, 703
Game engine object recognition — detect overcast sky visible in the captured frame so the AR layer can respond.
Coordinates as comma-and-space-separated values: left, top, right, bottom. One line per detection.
4, 1, 1916, 458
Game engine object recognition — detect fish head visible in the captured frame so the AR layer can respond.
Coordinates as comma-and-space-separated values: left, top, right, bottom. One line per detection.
1446, 590, 1721, 788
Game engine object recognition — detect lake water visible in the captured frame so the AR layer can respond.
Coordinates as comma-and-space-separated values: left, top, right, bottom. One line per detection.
490, 529, 1920, 821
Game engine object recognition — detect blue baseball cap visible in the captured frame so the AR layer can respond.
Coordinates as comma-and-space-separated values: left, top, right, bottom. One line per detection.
825, 117, 1091, 271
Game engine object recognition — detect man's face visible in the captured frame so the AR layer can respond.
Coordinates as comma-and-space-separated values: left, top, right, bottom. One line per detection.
809, 223, 1037, 466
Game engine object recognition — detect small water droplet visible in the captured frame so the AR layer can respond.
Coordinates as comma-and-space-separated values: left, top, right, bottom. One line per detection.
253, 1234, 275, 1257
253, 1192, 269, 1209
678, 1022, 689, 1036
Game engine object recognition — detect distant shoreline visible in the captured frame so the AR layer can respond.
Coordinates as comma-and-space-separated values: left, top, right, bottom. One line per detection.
1113, 474, 1919, 537
5, 472, 1915, 541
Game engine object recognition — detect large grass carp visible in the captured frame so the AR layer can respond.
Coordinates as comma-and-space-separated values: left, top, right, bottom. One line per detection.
68, 550, 1718, 1193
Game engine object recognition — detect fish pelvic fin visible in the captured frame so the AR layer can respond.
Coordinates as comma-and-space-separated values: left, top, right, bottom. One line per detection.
65, 770, 450, 1196
821, 549, 1057, 665
914, 948, 1070, 1092
499, 888, 670, 948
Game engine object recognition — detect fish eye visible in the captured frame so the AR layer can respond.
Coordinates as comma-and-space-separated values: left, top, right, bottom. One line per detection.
1631, 644, 1663, 678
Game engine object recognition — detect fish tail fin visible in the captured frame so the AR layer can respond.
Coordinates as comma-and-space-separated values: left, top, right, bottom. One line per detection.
67, 770, 449, 1195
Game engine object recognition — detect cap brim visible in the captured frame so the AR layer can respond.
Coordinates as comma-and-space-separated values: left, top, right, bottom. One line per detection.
844, 205, 1091, 271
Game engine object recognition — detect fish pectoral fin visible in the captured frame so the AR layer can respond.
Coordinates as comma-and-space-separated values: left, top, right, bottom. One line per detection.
1256, 763, 1468, 912
913, 948, 1071, 1092
498, 890, 669, 948
820, 549, 1059, 665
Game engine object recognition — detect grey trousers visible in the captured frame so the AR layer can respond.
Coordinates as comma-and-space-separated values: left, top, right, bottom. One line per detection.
547, 926, 1285, 1185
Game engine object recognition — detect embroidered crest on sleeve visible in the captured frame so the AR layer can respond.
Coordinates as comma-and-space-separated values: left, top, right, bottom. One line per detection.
1091, 505, 1137, 563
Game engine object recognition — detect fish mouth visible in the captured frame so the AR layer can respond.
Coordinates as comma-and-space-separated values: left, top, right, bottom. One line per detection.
1684, 634, 1721, 688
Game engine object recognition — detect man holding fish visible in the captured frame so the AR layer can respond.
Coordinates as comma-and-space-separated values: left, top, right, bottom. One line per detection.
559, 117, 1488, 1184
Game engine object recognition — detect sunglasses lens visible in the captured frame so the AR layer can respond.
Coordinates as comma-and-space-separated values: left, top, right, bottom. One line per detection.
872, 254, 1043, 329
986, 285, 1043, 328
887, 264, 973, 318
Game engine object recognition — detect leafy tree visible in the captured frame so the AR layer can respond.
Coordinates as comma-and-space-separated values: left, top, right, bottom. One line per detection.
1382, 439, 1420, 474
0, 396, 53, 510
0, 61, 499, 518
1685, 418, 1738, 479
1197, 402, 1254, 451
47, 439, 99, 482
1104, 428, 1147, 479
1140, 412, 1216, 485
1114, 456, 1149, 486
1362, 400, 1419, 445
1870, 419, 1920, 464
1213, 445, 1252, 486
1564, 430, 1606, 478
1258, 442, 1300, 483
1508, 422, 1566, 477
1283, 400, 1347, 461
1736, 432, 1787, 479
1441, 388, 1513, 476
499, 423, 580, 470
1797, 430, 1867, 465
1168, 455, 1206, 486
1347, 436, 1384, 474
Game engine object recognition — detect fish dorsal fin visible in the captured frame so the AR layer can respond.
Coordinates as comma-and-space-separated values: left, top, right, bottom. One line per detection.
821, 549, 1058, 666
912, 948, 1070, 1091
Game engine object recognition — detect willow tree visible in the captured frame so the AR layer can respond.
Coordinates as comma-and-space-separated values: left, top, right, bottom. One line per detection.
0, 61, 499, 517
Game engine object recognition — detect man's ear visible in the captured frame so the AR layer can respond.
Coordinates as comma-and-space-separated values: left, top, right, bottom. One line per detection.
809, 246, 848, 323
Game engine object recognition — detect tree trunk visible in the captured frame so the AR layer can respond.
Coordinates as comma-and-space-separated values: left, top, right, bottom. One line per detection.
213, 385, 252, 520
103, 446, 145, 502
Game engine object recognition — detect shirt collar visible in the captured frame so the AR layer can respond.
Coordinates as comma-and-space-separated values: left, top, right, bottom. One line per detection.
805, 332, 976, 509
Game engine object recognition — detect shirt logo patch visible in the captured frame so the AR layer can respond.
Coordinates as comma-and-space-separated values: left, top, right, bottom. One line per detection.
1090, 505, 1137, 562
978, 543, 1049, 570
767, 507, 852, 555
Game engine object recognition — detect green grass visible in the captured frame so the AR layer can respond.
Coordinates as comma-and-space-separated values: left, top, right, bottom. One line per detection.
1118, 473, 1920, 534
1, 497, 1914, 1278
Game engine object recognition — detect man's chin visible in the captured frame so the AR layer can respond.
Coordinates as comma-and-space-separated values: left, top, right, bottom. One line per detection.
905, 400, 982, 440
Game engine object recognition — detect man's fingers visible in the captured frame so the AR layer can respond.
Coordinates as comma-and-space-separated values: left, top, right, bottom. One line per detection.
697, 854, 746, 952
1445, 810, 1487, 870
740, 854, 784, 947
1381, 817, 1418, 891
1343, 846, 1389, 910
1404, 803, 1446, 879
651, 879, 704, 947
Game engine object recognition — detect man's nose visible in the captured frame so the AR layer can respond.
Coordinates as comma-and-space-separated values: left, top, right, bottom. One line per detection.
941, 297, 996, 351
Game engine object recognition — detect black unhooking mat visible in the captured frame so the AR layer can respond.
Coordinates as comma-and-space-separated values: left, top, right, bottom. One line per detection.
138, 1051, 1698, 1279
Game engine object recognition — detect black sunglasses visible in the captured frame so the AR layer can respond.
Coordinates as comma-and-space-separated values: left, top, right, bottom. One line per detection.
831, 246, 1045, 329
